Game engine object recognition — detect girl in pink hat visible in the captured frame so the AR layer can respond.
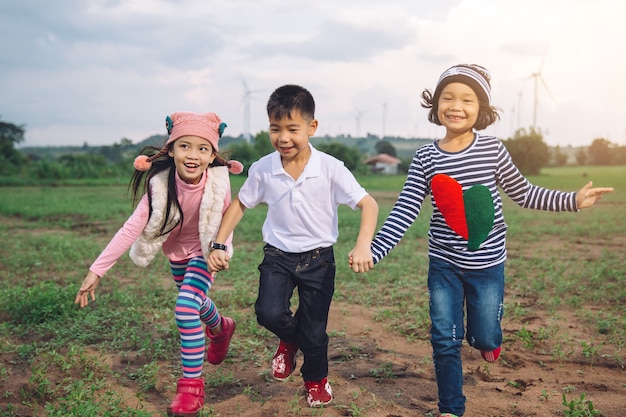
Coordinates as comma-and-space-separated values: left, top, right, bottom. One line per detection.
75, 111, 244, 417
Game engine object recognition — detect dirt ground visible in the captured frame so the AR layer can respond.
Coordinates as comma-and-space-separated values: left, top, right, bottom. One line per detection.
4, 300, 625, 417
2, 218, 624, 416
101, 299, 624, 417
3, 281, 625, 417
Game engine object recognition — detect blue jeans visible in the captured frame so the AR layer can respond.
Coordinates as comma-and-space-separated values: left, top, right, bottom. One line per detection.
254, 244, 335, 381
428, 256, 505, 416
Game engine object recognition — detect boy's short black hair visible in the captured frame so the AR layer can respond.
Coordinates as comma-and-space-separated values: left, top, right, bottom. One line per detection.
267, 84, 315, 121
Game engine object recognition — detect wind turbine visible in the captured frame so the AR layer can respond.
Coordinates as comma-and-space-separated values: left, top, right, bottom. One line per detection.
354, 107, 369, 137
241, 76, 263, 143
511, 91, 523, 136
381, 102, 387, 139
528, 53, 554, 131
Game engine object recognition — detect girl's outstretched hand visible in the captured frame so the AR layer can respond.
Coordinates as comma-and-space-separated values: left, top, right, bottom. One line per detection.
75, 271, 101, 308
576, 181, 614, 209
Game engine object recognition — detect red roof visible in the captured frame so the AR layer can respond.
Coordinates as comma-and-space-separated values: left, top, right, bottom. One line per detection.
363, 153, 402, 165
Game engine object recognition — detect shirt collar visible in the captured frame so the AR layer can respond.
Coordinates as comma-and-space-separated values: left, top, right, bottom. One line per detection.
271, 143, 320, 178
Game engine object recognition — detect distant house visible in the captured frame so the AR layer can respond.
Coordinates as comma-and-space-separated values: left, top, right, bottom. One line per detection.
364, 153, 402, 174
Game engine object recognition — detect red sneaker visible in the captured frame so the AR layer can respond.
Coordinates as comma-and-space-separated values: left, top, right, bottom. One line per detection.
205, 316, 236, 365
481, 346, 501, 363
167, 377, 204, 417
305, 377, 333, 407
271, 340, 298, 380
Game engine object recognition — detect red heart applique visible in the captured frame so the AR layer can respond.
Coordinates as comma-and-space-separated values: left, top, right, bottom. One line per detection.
431, 174, 468, 239
431, 174, 495, 251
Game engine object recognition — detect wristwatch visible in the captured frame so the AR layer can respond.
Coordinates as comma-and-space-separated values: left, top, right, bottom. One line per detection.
210, 242, 227, 251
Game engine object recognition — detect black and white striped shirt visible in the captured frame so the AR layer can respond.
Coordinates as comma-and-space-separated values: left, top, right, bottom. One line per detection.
371, 134, 578, 269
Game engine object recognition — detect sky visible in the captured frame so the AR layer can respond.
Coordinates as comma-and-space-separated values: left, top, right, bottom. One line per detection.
2, 0, 625, 149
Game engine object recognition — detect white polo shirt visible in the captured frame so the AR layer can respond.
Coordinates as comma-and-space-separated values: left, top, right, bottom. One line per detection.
238, 144, 368, 253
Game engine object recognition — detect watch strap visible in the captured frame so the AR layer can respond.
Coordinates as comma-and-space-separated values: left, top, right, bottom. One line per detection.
210, 242, 227, 251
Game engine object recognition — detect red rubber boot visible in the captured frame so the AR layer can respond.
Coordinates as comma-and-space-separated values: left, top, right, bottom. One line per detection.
167, 377, 204, 417
205, 316, 236, 365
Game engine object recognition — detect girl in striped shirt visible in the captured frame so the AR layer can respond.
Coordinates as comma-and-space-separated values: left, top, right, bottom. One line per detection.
369, 64, 613, 417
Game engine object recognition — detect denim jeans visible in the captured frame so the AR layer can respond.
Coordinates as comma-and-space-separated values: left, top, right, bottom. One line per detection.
255, 244, 335, 381
428, 256, 505, 416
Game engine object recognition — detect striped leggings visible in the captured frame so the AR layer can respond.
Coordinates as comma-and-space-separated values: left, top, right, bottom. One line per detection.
170, 257, 222, 378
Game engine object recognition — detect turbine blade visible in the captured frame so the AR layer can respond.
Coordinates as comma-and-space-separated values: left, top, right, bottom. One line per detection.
540, 76, 554, 101
538, 46, 549, 72
240, 75, 250, 92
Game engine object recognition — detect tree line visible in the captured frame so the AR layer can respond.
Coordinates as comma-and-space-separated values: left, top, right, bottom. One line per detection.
1, 117, 624, 185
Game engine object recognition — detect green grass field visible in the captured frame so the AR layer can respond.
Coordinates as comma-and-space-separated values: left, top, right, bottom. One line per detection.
0, 165, 624, 416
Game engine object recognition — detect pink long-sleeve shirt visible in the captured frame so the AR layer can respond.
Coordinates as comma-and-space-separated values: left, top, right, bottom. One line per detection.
89, 169, 233, 277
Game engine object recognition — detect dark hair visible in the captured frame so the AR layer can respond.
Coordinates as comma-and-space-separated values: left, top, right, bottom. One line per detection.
129, 141, 234, 238
420, 87, 500, 131
266, 84, 315, 121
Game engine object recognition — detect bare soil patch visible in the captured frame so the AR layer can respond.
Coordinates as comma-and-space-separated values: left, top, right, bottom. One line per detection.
130, 300, 624, 417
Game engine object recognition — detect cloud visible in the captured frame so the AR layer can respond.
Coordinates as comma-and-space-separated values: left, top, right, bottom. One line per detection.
1, 0, 625, 148
244, 18, 416, 62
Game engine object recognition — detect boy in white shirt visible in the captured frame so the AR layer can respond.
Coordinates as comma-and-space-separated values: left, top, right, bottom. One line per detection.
208, 84, 378, 407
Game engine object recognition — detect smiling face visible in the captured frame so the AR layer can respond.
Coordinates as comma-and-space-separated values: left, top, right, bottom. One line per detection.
167, 135, 216, 184
437, 82, 480, 136
268, 110, 318, 162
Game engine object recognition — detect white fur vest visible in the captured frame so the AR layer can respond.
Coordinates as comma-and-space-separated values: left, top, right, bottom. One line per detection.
129, 166, 229, 267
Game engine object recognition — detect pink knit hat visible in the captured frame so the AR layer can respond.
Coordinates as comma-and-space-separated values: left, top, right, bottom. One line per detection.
166, 111, 224, 151
134, 111, 229, 172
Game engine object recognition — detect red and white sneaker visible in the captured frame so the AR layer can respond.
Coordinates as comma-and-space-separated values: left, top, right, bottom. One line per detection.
480, 346, 501, 363
305, 377, 333, 407
271, 340, 298, 380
